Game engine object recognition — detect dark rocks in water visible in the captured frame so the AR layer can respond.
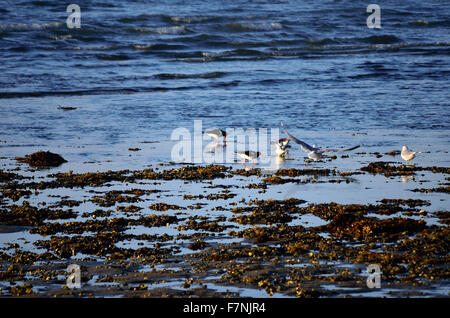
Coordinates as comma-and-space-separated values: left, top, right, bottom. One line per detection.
16, 151, 67, 168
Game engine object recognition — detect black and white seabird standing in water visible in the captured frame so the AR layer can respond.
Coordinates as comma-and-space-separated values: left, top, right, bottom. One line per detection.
205, 128, 227, 145
280, 122, 361, 161
237, 151, 266, 169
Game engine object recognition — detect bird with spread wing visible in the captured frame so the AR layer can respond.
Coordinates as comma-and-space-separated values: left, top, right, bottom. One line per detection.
280, 122, 361, 161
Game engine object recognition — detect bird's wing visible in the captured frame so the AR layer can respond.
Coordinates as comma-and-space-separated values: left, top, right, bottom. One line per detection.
280, 122, 315, 152
320, 144, 361, 154
205, 128, 222, 136
405, 149, 420, 156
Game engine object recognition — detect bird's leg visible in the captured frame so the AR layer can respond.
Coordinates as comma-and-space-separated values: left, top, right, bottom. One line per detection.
250, 160, 256, 169
243, 159, 246, 169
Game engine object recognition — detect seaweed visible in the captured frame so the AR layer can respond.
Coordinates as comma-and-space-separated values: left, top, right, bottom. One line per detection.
15, 151, 67, 168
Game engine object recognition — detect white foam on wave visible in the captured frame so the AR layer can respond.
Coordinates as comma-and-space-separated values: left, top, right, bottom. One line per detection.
201, 51, 231, 58
227, 22, 282, 31
130, 25, 188, 35
170, 16, 216, 24
46, 34, 73, 41
132, 44, 154, 50
0, 22, 63, 31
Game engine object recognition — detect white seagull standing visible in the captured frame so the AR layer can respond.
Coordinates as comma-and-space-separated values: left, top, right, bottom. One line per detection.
401, 146, 421, 165
280, 122, 361, 161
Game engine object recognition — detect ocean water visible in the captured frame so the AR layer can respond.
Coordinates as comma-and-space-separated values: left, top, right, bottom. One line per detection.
0, 0, 449, 170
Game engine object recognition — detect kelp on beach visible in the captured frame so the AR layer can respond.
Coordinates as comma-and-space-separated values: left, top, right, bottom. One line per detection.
0, 163, 449, 297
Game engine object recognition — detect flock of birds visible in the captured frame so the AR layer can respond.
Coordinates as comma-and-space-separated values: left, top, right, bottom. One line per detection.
205, 122, 422, 169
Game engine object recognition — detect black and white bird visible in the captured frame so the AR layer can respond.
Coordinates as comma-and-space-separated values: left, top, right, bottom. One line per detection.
401, 146, 421, 165
205, 128, 227, 145
271, 138, 291, 158
281, 122, 361, 161
237, 151, 265, 169
278, 138, 290, 148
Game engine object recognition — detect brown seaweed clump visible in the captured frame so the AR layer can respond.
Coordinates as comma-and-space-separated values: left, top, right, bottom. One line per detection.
275, 168, 332, 177
177, 216, 233, 232
230, 198, 305, 225
411, 186, 450, 194
379, 198, 431, 208
31, 214, 178, 235
360, 161, 415, 176
262, 176, 305, 184
149, 203, 182, 211
434, 211, 450, 225
319, 213, 426, 242
0, 201, 76, 226
16, 151, 67, 168
91, 190, 143, 207
10, 283, 34, 296
134, 164, 230, 181
188, 239, 209, 251
361, 161, 450, 176
386, 150, 399, 156
0, 170, 24, 183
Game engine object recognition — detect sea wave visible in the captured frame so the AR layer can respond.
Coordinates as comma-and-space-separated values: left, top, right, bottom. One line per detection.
131, 43, 186, 50
96, 54, 131, 61
406, 19, 450, 27
154, 72, 226, 80
125, 26, 190, 35
303, 38, 338, 46
39, 34, 73, 41
169, 15, 220, 24
0, 86, 202, 99
178, 41, 450, 62
225, 22, 283, 32
0, 22, 63, 31
360, 35, 402, 44
118, 14, 156, 23
201, 49, 264, 59
30, 0, 54, 6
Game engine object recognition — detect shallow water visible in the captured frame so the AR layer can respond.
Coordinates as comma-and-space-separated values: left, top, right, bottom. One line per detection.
0, 1, 449, 158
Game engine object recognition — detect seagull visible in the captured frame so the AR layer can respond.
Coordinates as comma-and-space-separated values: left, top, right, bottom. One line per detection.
205, 128, 226, 145
280, 122, 361, 161
237, 151, 266, 169
401, 146, 421, 165
271, 139, 291, 158
278, 138, 290, 148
